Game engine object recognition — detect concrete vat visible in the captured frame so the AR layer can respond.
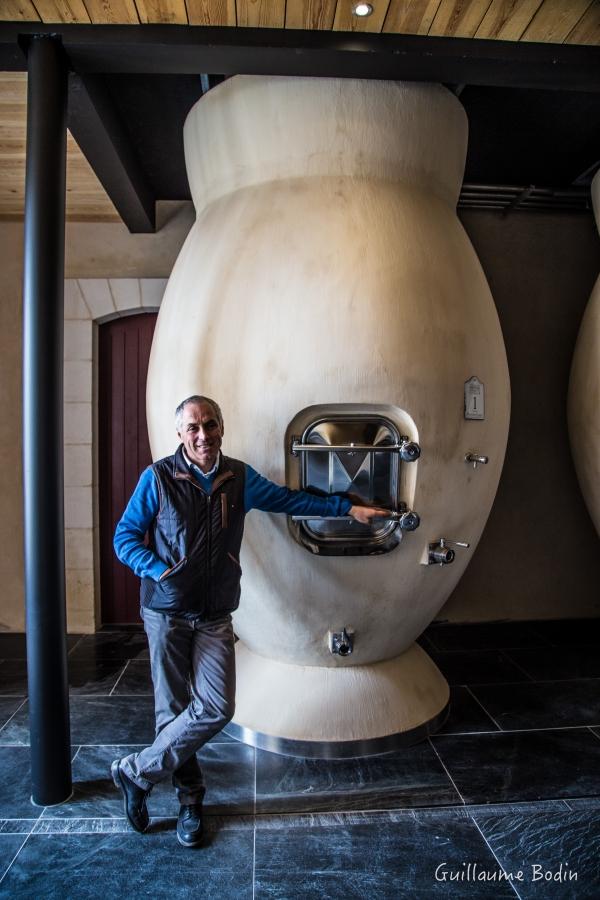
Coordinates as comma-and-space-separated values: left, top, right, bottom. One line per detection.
568, 170, 600, 539
147, 76, 511, 755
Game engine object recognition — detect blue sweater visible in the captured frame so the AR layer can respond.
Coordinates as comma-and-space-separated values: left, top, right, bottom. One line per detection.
114, 457, 352, 581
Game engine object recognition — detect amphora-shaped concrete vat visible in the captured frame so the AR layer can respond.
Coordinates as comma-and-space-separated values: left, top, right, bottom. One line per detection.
147, 76, 510, 756
568, 171, 600, 539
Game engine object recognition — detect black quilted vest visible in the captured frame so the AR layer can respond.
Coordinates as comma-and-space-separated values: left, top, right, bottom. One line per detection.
140, 446, 246, 619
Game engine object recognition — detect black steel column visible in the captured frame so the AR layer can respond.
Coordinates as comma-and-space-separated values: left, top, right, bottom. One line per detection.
23, 35, 72, 806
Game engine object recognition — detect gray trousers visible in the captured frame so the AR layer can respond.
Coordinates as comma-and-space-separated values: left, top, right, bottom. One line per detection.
121, 607, 236, 805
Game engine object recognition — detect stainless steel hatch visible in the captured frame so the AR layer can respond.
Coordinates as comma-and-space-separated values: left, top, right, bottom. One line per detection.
288, 413, 420, 556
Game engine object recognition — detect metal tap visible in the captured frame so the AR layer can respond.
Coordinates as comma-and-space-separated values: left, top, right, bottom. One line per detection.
465, 452, 489, 469
329, 628, 354, 656
428, 538, 470, 566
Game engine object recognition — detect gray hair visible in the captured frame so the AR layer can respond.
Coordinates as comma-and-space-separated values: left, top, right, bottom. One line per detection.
175, 395, 224, 432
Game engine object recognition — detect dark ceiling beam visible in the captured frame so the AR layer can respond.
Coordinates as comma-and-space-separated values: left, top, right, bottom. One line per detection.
68, 73, 156, 232
200, 74, 226, 94
572, 161, 600, 186
0, 24, 598, 92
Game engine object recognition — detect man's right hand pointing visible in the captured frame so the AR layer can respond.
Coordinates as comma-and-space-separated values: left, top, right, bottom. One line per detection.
348, 505, 392, 525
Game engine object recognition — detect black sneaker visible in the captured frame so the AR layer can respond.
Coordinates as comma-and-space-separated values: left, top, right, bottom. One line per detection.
111, 758, 150, 833
177, 803, 204, 848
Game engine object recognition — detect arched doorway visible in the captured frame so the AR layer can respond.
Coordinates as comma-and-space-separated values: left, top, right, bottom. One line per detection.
98, 312, 157, 624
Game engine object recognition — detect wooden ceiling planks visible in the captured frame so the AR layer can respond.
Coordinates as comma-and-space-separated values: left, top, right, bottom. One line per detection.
285, 0, 337, 30
33, 0, 91, 22
565, 0, 600, 44
0, 73, 31, 217
0, 72, 119, 220
383, 0, 442, 35
84, 0, 140, 24
0, 0, 596, 41
236, 0, 285, 27
0, 1, 40, 19
186, 0, 236, 25
428, 0, 494, 38
474, 0, 544, 41
135, 0, 188, 23
521, 0, 594, 42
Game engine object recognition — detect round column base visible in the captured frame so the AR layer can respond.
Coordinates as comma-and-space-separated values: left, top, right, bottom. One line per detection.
226, 641, 450, 759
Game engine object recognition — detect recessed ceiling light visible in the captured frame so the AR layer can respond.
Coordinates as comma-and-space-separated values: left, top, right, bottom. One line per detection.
353, 2, 374, 16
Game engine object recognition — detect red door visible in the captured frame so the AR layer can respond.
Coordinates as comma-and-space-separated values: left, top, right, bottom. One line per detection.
99, 313, 158, 624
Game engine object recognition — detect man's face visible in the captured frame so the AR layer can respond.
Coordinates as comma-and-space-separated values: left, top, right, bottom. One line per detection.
178, 401, 223, 473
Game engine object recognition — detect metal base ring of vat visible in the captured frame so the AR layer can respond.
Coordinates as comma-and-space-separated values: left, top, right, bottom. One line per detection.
227, 640, 451, 758
224, 702, 450, 759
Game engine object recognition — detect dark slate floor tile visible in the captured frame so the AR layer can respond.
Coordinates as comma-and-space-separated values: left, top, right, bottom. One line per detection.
0, 634, 82, 661
100, 624, 144, 633
470, 679, 600, 730
0, 697, 155, 746
35, 814, 253, 835
0, 661, 128, 697
68, 632, 149, 662
255, 742, 462, 814
472, 805, 600, 898
432, 728, 600, 804
199, 742, 255, 815
68, 662, 126, 696
429, 649, 530, 686
436, 687, 499, 735
425, 622, 551, 652
254, 809, 516, 899
0, 699, 25, 730
528, 618, 600, 647
0, 662, 27, 697
0, 821, 36, 835
0, 834, 27, 882
41, 741, 255, 820
504, 645, 600, 682
563, 796, 600, 811
0, 829, 254, 899
0, 747, 42, 819
40, 744, 176, 820
463, 800, 570, 817
34, 817, 134, 834
110, 660, 153, 695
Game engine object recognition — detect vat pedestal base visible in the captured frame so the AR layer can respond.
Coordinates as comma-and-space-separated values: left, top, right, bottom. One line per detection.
226, 641, 450, 758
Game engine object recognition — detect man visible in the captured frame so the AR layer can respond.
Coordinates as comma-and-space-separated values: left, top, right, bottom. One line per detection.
111, 395, 388, 847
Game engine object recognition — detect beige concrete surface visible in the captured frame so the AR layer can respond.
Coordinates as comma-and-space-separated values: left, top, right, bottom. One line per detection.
234, 641, 449, 744
148, 77, 511, 681
568, 171, 600, 538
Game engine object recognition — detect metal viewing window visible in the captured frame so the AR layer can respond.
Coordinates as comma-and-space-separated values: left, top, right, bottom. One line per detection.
288, 414, 420, 556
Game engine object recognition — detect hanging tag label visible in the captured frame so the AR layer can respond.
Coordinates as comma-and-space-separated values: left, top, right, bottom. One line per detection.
464, 376, 485, 420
